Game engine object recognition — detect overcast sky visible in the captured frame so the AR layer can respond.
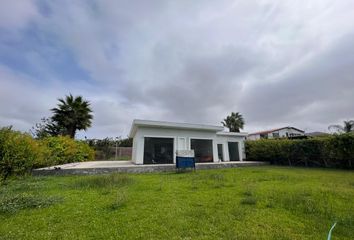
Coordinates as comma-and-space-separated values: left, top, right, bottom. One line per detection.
1, 0, 354, 138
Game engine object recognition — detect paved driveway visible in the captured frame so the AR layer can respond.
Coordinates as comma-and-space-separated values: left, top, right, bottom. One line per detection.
37, 161, 135, 170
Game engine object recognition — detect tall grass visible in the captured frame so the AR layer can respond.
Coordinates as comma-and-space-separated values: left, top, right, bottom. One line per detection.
72, 173, 133, 189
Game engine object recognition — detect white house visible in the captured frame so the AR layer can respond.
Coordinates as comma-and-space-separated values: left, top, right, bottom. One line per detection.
247, 127, 305, 140
129, 119, 248, 165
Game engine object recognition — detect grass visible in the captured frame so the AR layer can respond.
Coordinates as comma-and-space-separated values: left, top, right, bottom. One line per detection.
0, 166, 353, 239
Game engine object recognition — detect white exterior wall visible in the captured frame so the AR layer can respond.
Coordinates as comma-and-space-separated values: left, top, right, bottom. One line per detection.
248, 128, 304, 140
132, 126, 246, 164
216, 135, 245, 162
247, 134, 260, 141
270, 128, 304, 138
133, 127, 219, 164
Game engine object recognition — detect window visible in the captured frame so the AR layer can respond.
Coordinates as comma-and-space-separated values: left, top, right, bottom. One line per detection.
272, 132, 280, 138
217, 144, 224, 161
191, 139, 213, 163
144, 137, 174, 164
260, 133, 268, 139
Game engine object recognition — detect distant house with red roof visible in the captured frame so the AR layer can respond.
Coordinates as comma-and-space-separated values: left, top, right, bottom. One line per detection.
247, 127, 305, 140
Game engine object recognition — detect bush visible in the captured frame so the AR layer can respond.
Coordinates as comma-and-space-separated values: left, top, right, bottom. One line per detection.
0, 127, 45, 179
245, 133, 354, 169
0, 127, 94, 179
39, 136, 94, 167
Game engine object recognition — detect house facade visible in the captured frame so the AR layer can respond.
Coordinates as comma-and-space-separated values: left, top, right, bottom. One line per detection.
129, 119, 247, 164
247, 127, 305, 140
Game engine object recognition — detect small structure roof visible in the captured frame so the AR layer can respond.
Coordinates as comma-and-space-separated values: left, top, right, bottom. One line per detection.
249, 126, 304, 136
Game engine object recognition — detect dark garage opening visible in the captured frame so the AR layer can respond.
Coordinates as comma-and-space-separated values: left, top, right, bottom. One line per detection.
144, 137, 174, 164
228, 142, 240, 161
191, 139, 213, 163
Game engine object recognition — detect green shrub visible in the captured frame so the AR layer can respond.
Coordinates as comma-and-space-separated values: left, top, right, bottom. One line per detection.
0, 127, 94, 179
246, 133, 354, 169
0, 127, 45, 180
39, 136, 94, 166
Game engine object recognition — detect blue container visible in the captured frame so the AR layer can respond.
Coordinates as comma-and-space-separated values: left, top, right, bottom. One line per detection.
176, 156, 195, 169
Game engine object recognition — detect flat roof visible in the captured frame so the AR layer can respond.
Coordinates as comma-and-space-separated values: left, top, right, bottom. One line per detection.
129, 119, 224, 138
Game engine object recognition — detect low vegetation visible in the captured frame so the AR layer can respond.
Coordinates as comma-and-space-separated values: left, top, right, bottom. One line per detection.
0, 127, 94, 180
0, 167, 353, 239
246, 133, 354, 169
85, 137, 133, 160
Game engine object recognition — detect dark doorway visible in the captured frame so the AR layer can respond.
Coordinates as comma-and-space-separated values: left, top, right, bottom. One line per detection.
144, 137, 174, 164
228, 142, 240, 161
191, 139, 213, 163
217, 144, 224, 161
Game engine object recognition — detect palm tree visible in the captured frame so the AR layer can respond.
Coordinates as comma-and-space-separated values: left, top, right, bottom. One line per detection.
328, 120, 354, 133
51, 94, 93, 138
221, 112, 245, 132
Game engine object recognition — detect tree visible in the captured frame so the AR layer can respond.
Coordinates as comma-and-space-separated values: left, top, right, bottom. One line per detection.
221, 112, 245, 132
51, 94, 93, 138
30, 117, 65, 139
328, 120, 354, 133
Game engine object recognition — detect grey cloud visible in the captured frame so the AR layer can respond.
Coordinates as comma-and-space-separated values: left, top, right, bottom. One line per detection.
2, 0, 354, 137
240, 32, 354, 130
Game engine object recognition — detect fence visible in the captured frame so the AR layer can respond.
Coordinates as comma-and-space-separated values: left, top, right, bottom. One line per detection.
94, 147, 132, 161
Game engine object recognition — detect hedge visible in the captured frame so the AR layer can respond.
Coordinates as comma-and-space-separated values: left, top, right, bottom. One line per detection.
0, 127, 94, 180
245, 133, 354, 169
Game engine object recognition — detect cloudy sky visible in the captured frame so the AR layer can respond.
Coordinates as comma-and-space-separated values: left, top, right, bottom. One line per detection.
1, 0, 354, 138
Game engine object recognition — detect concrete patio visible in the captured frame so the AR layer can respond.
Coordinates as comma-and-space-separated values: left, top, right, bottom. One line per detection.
33, 160, 269, 176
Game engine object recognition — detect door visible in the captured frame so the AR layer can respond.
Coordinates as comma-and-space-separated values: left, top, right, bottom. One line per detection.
144, 137, 174, 164
228, 142, 240, 161
217, 144, 224, 161
190, 139, 213, 162
178, 137, 186, 150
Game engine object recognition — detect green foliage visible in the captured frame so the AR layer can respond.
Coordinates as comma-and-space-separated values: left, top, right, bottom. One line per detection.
221, 112, 245, 132
328, 120, 354, 133
0, 127, 94, 179
0, 127, 45, 180
51, 94, 93, 138
40, 136, 94, 166
86, 137, 132, 160
118, 137, 133, 147
30, 117, 65, 139
246, 134, 354, 168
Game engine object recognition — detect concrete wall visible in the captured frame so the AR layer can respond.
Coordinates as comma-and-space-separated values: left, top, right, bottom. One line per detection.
132, 126, 245, 164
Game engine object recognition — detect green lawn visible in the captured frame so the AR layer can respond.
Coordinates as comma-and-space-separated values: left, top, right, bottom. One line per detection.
0, 166, 353, 240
